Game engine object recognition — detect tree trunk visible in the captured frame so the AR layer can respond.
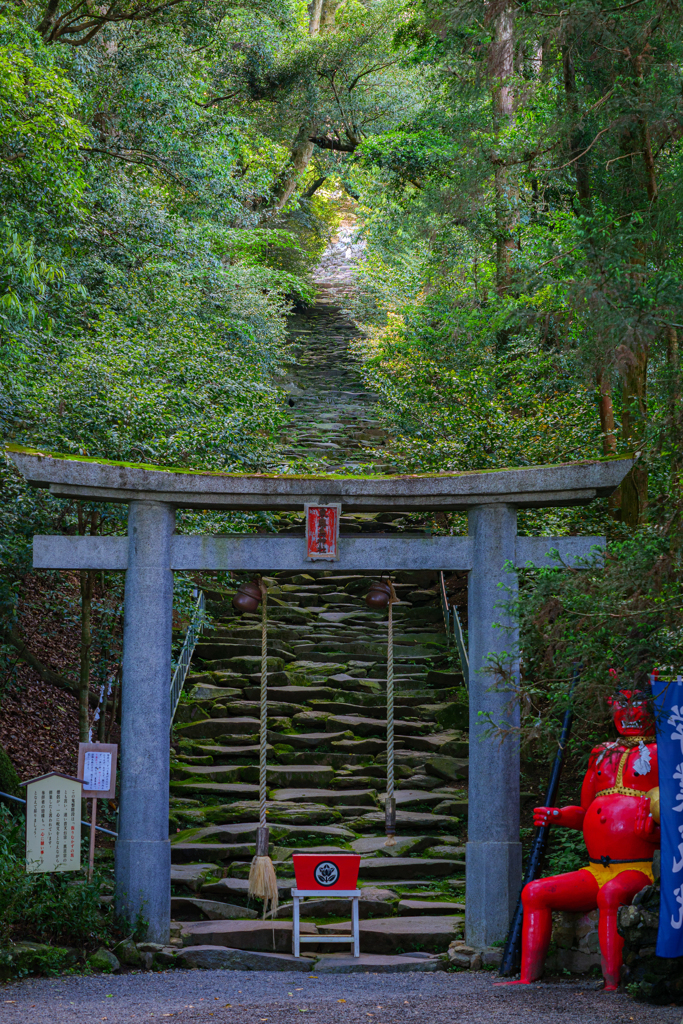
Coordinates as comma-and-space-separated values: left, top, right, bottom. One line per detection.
562, 46, 591, 210
488, 4, 516, 295
79, 569, 94, 742
308, 0, 324, 34
270, 122, 317, 213
597, 368, 620, 517
77, 504, 100, 741
620, 342, 649, 527
267, 0, 337, 214
596, 369, 617, 455
667, 327, 682, 518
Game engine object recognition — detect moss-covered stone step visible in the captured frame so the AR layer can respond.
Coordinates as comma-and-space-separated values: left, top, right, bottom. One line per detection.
266, 730, 352, 749
200, 877, 297, 900
189, 743, 271, 762
325, 715, 430, 737
170, 863, 218, 891
331, 737, 394, 755
207, 700, 302, 719
201, 655, 287, 674
350, 836, 435, 857
175, 717, 259, 738
171, 772, 258, 794
249, 685, 337, 702
357, 857, 464, 881
204, 800, 344, 825
171, 897, 258, 921
195, 641, 295, 661
320, 916, 463, 955
379, 790, 460, 810
408, 732, 469, 755
170, 842, 255, 864
269, 787, 378, 807
180, 920, 318, 953
181, 821, 355, 844
352, 809, 464, 833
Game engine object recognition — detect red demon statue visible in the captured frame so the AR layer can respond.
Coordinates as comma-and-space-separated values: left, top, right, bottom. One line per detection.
519, 686, 660, 990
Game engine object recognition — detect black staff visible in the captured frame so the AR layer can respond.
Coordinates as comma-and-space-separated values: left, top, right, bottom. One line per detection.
499, 664, 581, 977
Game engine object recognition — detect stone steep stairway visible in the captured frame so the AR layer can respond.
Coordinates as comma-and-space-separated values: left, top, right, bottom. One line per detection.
166, 237, 471, 966
277, 300, 396, 475
169, 569, 469, 960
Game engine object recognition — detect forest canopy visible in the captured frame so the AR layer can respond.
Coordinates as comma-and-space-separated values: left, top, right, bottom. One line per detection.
1, 0, 683, 742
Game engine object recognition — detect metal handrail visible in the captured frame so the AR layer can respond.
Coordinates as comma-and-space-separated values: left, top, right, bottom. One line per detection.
170, 590, 205, 723
439, 571, 469, 691
0, 790, 118, 836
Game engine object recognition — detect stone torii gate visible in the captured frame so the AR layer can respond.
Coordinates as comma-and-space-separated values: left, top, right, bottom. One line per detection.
8, 446, 632, 946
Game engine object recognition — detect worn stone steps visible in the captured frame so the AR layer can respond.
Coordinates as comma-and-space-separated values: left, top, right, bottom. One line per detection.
167, 295, 473, 961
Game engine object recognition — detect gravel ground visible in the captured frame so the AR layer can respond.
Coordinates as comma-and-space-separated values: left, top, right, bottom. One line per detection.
1, 970, 681, 1024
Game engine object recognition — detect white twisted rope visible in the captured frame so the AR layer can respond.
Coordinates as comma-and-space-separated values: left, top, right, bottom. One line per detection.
385, 581, 397, 844
387, 598, 394, 804
259, 581, 268, 831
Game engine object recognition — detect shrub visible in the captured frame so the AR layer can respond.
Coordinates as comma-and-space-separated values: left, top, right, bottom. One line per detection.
0, 805, 119, 969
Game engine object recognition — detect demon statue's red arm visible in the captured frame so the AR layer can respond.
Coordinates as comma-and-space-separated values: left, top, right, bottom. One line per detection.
532, 748, 600, 830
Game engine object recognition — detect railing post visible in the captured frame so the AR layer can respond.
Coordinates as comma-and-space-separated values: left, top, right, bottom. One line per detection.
115, 500, 175, 944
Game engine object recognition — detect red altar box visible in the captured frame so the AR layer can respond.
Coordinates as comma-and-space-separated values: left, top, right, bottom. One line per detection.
292, 853, 361, 890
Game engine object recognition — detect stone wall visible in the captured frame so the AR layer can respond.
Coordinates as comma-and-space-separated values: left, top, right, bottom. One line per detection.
545, 909, 601, 976
617, 854, 683, 1004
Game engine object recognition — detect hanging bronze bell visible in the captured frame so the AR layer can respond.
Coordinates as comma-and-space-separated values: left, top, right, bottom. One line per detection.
232, 580, 262, 614
366, 579, 392, 609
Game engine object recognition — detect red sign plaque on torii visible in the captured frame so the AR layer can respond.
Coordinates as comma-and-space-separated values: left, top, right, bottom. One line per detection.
305, 504, 340, 560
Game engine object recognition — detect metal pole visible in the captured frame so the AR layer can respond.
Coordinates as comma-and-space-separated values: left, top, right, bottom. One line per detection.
88, 797, 97, 882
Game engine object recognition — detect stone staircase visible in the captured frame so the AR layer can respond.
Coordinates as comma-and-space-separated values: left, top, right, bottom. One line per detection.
168, 568, 469, 963
165, 247, 473, 967
275, 299, 397, 475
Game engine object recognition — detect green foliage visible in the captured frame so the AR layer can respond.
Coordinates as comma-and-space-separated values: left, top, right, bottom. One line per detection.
0, 806, 117, 954
543, 828, 587, 878
0, 15, 87, 220
486, 532, 683, 757
0, 745, 21, 798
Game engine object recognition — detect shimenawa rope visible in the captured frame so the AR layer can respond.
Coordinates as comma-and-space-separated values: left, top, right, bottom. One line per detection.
385, 580, 397, 846
248, 578, 279, 917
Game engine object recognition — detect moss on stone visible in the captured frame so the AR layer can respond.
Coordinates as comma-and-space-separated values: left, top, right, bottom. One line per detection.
5, 442, 633, 483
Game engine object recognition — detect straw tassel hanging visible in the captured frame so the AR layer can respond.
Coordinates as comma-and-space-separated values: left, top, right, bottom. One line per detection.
247, 578, 279, 918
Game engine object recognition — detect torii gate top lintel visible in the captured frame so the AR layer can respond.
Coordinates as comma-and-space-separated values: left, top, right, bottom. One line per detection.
8, 445, 633, 512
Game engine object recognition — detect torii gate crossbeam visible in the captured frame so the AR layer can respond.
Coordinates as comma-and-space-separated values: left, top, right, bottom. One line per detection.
8, 445, 632, 947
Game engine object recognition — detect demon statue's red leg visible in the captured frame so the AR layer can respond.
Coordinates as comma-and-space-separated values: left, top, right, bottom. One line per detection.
520, 870, 598, 983
597, 870, 652, 990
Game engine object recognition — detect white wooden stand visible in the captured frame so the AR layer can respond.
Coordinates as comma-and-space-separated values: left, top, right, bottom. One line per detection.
292, 888, 360, 958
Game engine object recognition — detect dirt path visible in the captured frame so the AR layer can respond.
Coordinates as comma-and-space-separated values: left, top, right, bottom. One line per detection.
1, 970, 677, 1024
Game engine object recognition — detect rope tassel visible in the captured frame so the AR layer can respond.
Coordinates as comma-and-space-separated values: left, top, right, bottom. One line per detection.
248, 579, 279, 918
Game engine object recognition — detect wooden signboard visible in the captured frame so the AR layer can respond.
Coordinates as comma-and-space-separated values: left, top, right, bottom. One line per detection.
77, 742, 118, 799
22, 773, 82, 873
305, 504, 341, 561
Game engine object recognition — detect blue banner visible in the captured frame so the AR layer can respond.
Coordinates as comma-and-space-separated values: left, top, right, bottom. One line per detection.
653, 675, 683, 958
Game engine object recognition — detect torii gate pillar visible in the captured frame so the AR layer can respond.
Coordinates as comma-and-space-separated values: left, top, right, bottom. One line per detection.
117, 501, 175, 942
466, 503, 521, 946
7, 446, 633, 945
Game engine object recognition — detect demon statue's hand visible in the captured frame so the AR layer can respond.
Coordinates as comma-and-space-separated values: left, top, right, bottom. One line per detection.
634, 796, 660, 841
533, 806, 563, 827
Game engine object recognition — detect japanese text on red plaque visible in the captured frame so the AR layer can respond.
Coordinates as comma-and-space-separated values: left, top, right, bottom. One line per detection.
305, 504, 340, 560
